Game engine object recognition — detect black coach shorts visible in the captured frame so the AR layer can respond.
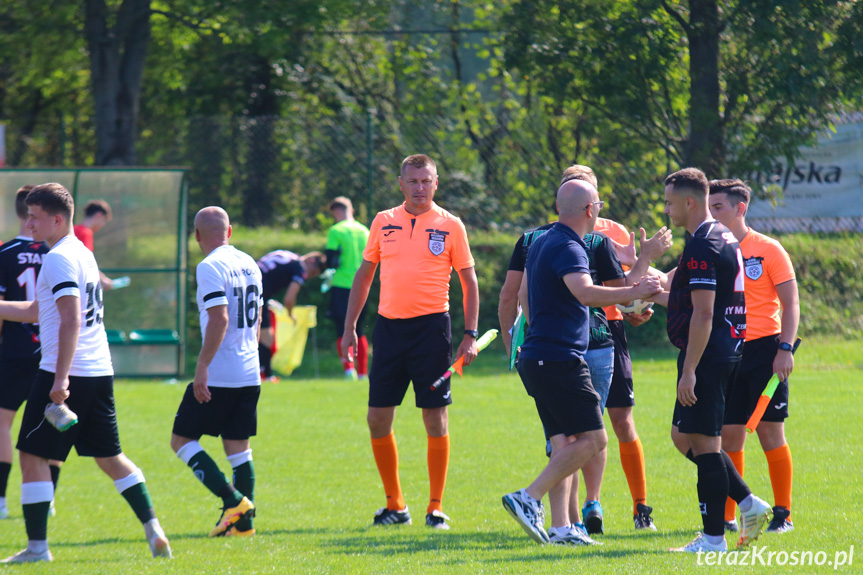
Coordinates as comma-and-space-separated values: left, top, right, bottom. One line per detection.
724, 335, 789, 424
328, 287, 366, 338
172, 383, 260, 440
17, 370, 121, 461
517, 357, 604, 439
672, 352, 740, 436
605, 320, 635, 409
368, 312, 452, 409
0, 357, 41, 411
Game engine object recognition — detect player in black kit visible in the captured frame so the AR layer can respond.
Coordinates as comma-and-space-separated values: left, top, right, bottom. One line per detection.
651, 168, 771, 553
0, 186, 51, 520
256, 250, 326, 379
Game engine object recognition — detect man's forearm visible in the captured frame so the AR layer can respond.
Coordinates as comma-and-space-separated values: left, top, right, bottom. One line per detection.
0, 300, 38, 323
197, 317, 228, 371
55, 316, 80, 382
682, 313, 712, 374
344, 262, 376, 332
459, 269, 479, 331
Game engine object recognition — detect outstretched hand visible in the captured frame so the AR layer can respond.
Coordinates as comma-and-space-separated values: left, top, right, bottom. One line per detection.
639, 226, 673, 263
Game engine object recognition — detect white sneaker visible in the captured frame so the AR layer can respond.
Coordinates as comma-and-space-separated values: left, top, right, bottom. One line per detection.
670, 532, 728, 553
502, 489, 550, 544
1, 548, 53, 563
145, 518, 173, 558
48, 499, 55, 517
0, 501, 9, 519
549, 524, 601, 546
738, 495, 772, 548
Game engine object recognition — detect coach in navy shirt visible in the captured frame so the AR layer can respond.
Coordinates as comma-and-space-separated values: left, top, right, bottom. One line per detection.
501, 180, 662, 546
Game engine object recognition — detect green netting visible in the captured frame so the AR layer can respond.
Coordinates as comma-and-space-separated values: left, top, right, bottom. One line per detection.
0, 169, 189, 377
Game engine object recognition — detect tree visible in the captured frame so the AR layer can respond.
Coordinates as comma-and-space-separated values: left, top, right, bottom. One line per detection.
85, 0, 152, 165
503, 0, 862, 179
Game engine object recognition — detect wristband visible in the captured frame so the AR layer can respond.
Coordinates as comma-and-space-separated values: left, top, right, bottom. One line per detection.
778, 342, 793, 352
464, 329, 479, 338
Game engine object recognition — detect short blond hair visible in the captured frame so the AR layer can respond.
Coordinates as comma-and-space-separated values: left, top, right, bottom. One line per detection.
560, 164, 598, 189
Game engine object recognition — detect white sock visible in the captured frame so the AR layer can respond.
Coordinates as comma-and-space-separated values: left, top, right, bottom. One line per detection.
27, 540, 48, 554
144, 517, 166, 540
738, 494, 754, 512
704, 533, 725, 546
0, 496, 6, 507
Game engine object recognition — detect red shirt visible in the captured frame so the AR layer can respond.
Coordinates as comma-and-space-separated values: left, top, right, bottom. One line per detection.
73, 225, 94, 252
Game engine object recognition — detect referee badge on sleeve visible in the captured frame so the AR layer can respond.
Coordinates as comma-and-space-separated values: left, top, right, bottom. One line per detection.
744, 257, 763, 280
428, 232, 446, 256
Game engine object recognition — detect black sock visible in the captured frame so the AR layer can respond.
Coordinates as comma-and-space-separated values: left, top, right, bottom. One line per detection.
259, 343, 272, 377
0, 462, 11, 497
721, 449, 752, 503
695, 452, 728, 537
685, 448, 696, 463
23, 502, 50, 541
49, 464, 62, 493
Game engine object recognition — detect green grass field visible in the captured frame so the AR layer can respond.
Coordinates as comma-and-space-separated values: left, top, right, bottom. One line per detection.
1, 338, 860, 573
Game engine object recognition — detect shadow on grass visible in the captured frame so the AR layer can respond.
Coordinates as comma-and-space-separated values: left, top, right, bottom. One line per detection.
315, 527, 681, 563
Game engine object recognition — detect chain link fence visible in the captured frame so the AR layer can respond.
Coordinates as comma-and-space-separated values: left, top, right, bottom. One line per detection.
137, 111, 674, 233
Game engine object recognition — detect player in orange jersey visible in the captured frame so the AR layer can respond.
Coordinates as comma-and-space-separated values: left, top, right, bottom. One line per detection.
341, 154, 479, 530
709, 179, 799, 534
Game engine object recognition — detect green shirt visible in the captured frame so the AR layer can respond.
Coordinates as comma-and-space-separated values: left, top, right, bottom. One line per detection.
326, 219, 370, 289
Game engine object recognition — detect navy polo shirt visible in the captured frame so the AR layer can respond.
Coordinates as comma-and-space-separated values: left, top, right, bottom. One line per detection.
519, 222, 591, 361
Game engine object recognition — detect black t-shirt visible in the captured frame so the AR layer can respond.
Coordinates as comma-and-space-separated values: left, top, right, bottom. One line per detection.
0, 237, 49, 359
257, 250, 307, 301
583, 232, 626, 350
508, 223, 555, 272
667, 220, 746, 361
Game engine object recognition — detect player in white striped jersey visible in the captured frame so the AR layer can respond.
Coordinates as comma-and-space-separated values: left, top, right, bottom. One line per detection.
0, 183, 171, 563
170, 207, 262, 537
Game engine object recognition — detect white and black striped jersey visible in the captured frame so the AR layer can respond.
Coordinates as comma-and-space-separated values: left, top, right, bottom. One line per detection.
196, 245, 263, 388
36, 234, 112, 376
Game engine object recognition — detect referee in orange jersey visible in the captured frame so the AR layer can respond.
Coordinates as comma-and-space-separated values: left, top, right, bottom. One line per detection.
341, 154, 479, 530
708, 179, 800, 534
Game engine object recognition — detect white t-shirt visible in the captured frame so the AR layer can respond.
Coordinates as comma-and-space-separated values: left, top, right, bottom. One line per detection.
36, 234, 113, 377
196, 245, 262, 388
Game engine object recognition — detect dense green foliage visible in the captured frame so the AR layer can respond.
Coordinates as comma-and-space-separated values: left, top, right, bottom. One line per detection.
2, 1, 861, 230
1, 338, 860, 572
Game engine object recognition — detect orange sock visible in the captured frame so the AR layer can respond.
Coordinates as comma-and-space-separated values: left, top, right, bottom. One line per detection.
725, 450, 745, 522
765, 443, 793, 510
371, 432, 405, 510
427, 435, 450, 514
619, 438, 647, 515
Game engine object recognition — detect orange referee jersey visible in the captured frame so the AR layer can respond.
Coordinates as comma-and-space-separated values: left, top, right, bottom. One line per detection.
364, 202, 475, 319
739, 229, 796, 341
594, 218, 630, 321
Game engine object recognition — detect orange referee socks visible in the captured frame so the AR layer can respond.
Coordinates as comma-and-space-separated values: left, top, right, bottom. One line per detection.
371, 432, 405, 511
619, 438, 647, 515
765, 443, 793, 510
724, 450, 745, 522
427, 435, 450, 514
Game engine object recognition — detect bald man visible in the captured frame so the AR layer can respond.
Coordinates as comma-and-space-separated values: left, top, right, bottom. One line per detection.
502, 181, 662, 545
170, 207, 263, 537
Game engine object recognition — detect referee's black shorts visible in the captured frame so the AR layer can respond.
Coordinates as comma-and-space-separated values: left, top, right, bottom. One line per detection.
0, 357, 41, 411
672, 352, 739, 436
517, 356, 604, 439
17, 370, 121, 461
368, 312, 452, 409
724, 335, 789, 424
